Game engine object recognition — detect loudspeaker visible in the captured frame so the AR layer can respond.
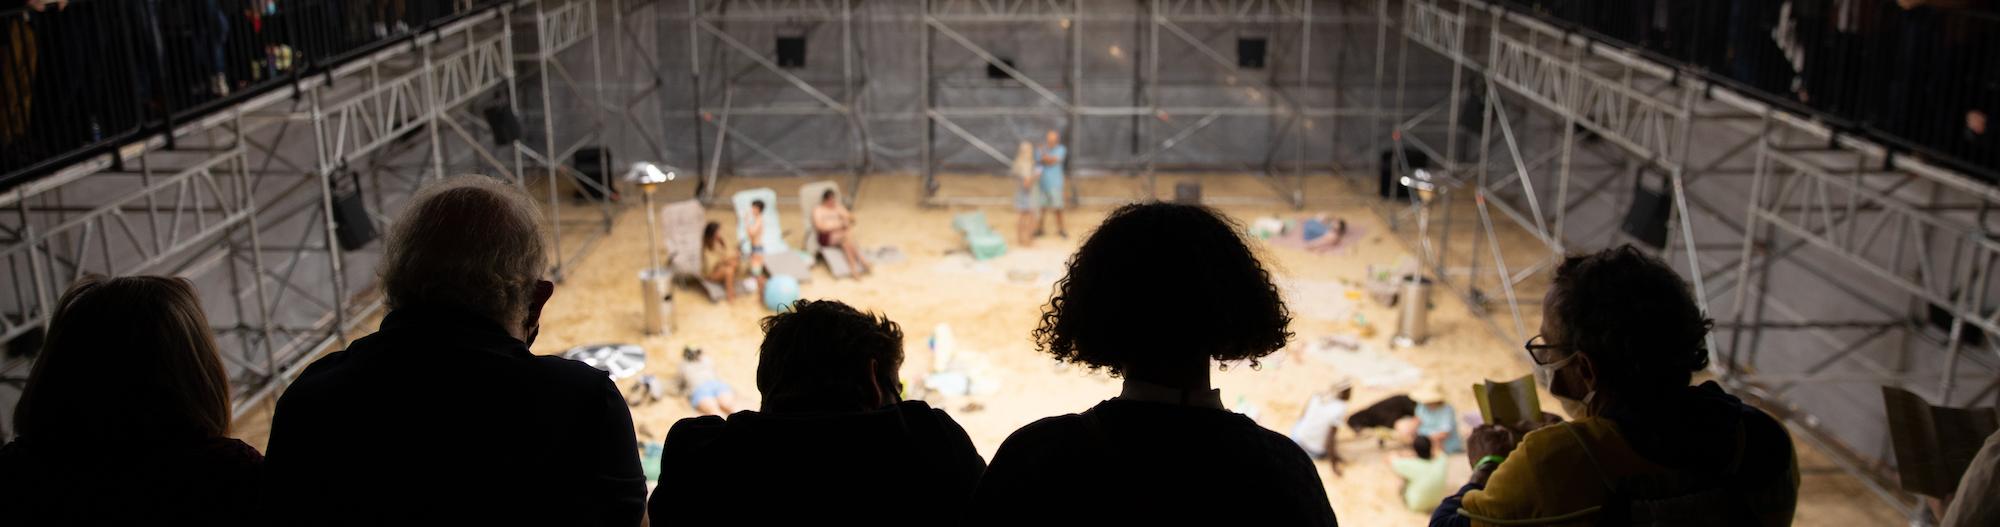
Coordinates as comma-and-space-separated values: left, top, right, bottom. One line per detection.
1621, 170, 1672, 248
331, 169, 378, 251
1378, 148, 1427, 200
1174, 182, 1202, 204
1237, 37, 1267, 69
776, 36, 806, 68
986, 57, 1017, 80
483, 105, 521, 147
572, 147, 615, 200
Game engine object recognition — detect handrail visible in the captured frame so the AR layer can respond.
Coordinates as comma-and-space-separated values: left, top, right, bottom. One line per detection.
1488, 0, 2000, 183
0, 0, 516, 190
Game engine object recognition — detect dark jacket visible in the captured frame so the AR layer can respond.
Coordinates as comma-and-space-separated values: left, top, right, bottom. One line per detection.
0, 436, 263, 526
973, 399, 1338, 526
264, 307, 645, 526
648, 400, 984, 525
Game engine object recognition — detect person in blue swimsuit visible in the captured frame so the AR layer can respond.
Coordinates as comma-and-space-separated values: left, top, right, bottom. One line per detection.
1036, 129, 1069, 239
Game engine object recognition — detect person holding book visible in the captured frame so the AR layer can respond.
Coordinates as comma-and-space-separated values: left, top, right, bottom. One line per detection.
1428, 245, 1799, 527
1939, 429, 2000, 527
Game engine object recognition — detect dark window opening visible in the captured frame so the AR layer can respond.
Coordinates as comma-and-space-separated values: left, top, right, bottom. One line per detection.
776, 37, 807, 69
986, 57, 1017, 80
1237, 38, 1267, 69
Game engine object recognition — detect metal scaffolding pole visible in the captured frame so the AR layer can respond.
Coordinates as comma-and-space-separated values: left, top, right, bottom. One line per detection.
1370, 0, 2000, 521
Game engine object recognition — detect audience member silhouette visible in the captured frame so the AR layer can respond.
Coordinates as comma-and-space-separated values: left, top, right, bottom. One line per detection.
1431, 245, 1798, 526
263, 176, 644, 526
648, 299, 984, 525
0, 275, 263, 526
972, 202, 1338, 526
1940, 429, 2000, 526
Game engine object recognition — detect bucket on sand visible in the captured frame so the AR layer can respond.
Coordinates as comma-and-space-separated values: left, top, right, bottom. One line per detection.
1393, 275, 1432, 348
640, 268, 673, 336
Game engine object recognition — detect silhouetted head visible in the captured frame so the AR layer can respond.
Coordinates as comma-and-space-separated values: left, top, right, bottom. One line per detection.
1540, 245, 1712, 412
703, 221, 722, 247
683, 346, 703, 363
1412, 435, 1434, 460
751, 200, 765, 214
14, 276, 229, 446
821, 189, 838, 205
757, 300, 904, 413
1034, 202, 1292, 378
381, 176, 551, 337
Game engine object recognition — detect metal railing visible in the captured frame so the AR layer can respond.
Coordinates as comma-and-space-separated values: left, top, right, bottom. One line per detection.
0, 0, 507, 188
1498, 0, 2000, 182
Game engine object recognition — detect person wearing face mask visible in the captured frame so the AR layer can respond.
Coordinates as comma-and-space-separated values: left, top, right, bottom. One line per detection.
1429, 245, 1800, 527
265, 176, 645, 526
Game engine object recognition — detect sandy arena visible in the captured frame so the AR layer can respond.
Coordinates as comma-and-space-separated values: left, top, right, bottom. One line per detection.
233, 172, 1904, 525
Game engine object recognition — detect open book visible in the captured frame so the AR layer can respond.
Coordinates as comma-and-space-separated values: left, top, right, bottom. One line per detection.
1883, 386, 2000, 498
1472, 375, 1542, 429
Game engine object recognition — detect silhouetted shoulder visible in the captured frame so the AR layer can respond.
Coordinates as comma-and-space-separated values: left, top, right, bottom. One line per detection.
929, 407, 978, 441
1002, 413, 1089, 443
530, 354, 623, 391
661, 415, 729, 451
273, 348, 355, 405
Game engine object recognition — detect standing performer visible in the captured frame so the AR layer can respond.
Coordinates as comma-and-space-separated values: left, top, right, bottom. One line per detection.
1036, 129, 1068, 239
1012, 141, 1040, 246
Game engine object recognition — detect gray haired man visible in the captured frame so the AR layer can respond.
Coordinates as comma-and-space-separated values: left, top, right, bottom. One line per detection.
265, 176, 645, 526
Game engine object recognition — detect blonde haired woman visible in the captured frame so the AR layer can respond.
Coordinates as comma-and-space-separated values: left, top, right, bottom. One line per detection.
1, 275, 263, 526
1012, 140, 1040, 245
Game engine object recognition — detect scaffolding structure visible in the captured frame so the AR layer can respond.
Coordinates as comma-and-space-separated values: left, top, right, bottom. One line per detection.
1, 1, 1993, 521
675, 0, 1398, 209
0, 0, 636, 431
1373, 0, 2000, 520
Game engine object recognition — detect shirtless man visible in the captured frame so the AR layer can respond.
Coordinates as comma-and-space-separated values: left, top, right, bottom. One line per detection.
812, 190, 870, 275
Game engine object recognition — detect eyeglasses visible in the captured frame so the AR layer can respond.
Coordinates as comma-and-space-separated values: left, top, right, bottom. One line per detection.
1524, 334, 1572, 365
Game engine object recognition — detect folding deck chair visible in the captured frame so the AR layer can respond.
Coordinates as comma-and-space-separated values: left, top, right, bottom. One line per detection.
798, 180, 863, 279
731, 188, 812, 282
657, 199, 728, 302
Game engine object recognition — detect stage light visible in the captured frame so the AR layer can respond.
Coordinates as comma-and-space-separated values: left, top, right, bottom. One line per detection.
626, 162, 677, 186
1399, 168, 1438, 192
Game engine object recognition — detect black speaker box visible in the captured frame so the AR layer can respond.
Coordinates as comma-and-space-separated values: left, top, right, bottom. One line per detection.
1378, 148, 1428, 200
332, 170, 378, 251
484, 106, 521, 147
1621, 171, 1673, 248
572, 147, 615, 200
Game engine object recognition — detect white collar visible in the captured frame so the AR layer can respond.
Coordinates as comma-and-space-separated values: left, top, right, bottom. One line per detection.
1116, 378, 1225, 410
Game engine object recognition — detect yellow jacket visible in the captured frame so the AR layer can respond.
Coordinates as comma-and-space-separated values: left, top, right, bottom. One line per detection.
1456, 416, 1798, 527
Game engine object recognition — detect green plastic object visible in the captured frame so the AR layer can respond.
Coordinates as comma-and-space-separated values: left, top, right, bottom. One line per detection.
968, 231, 1008, 260
640, 441, 663, 482
953, 211, 993, 236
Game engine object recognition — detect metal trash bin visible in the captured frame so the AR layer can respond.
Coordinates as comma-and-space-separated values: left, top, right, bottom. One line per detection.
1393, 275, 1432, 348
640, 268, 673, 336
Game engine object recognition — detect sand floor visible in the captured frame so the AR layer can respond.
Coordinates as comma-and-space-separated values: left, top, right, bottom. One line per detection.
233, 171, 1905, 525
